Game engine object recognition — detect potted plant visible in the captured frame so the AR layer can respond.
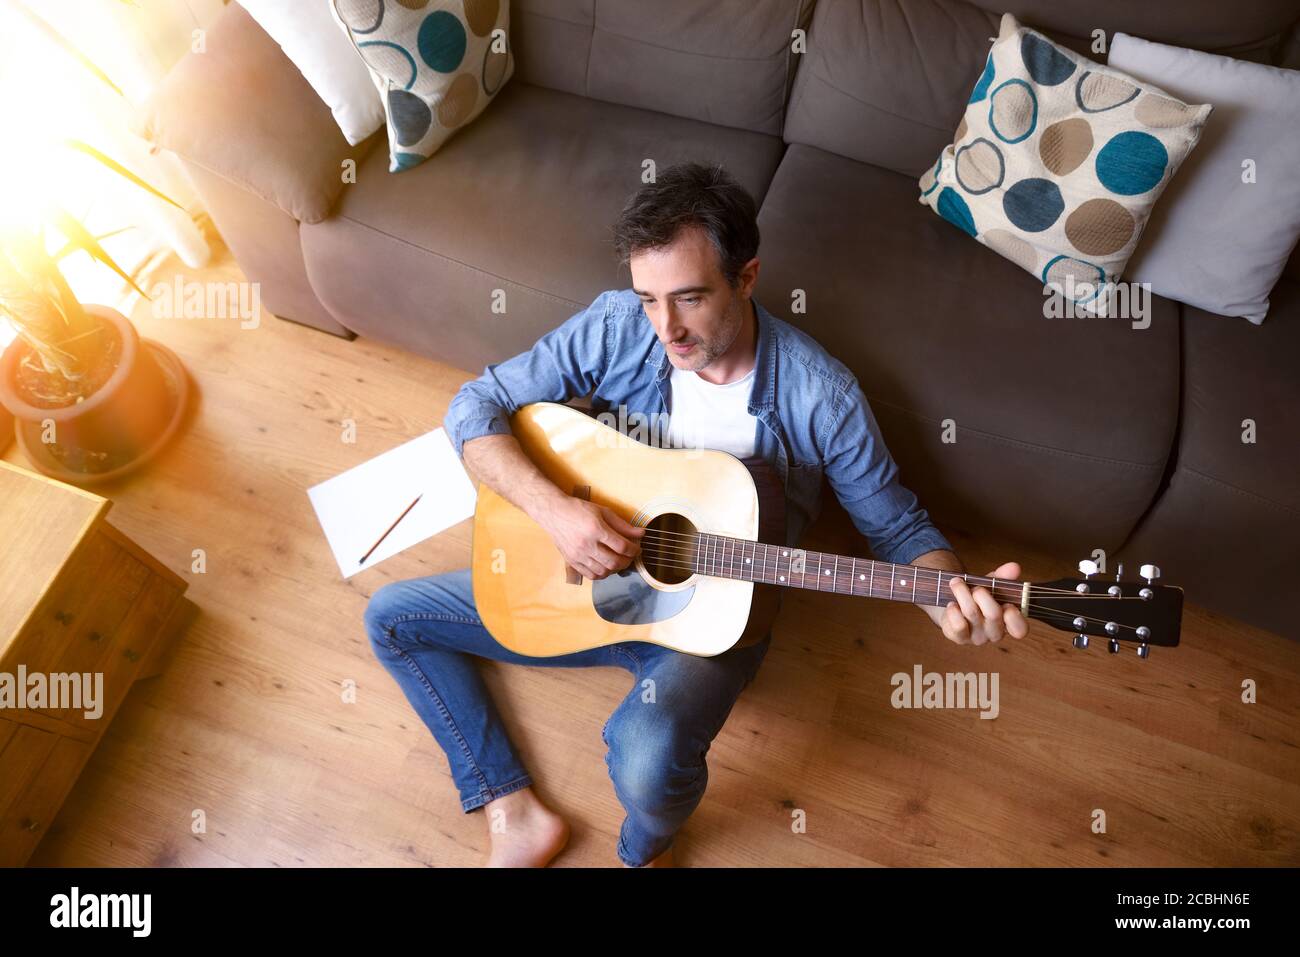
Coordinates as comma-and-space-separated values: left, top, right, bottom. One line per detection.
0, 171, 192, 484
0, 0, 193, 483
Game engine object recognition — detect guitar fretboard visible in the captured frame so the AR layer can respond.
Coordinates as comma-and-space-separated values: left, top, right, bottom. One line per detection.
687, 533, 1025, 609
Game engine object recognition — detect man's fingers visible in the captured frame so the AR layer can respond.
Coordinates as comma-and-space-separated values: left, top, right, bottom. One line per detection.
985, 561, 1021, 580
593, 542, 629, 572
602, 508, 645, 541
970, 586, 1005, 642
950, 578, 988, 645
1004, 605, 1029, 639
597, 515, 641, 559
949, 576, 979, 621
598, 527, 640, 559
943, 602, 971, 644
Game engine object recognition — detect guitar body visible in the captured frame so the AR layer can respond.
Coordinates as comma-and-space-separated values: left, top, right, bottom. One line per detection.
472, 402, 785, 657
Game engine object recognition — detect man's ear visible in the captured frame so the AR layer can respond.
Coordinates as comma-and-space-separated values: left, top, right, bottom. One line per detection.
737, 257, 760, 299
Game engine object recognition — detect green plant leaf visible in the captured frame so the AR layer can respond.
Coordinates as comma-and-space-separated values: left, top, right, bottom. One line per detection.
52, 226, 135, 261
64, 140, 185, 210
48, 207, 150, 300
6, 0, 124, 97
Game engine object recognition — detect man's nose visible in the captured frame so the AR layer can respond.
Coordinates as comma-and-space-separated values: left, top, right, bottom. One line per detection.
652, 305, 684, 340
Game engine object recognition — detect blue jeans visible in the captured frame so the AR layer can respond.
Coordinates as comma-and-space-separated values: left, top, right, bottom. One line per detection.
364, 567, 771, 867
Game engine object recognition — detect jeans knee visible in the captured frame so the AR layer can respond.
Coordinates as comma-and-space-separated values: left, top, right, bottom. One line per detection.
606, 718, 706, 812
364, 581, 406, 652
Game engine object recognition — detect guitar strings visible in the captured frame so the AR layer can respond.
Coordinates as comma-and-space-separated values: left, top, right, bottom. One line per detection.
629, 526, 1078, 595
618, 542, 1147, 634
624, 552, 1144, 636
623, 527, 1149, 599
630, 537, 1152, 609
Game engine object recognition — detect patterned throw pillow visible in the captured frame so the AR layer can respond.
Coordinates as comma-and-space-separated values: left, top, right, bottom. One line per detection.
331, 0, 513, 172
918, 13, 1211, 306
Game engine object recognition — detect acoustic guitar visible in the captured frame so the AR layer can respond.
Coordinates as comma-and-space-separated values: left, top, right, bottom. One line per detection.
471, 402, 1183, 658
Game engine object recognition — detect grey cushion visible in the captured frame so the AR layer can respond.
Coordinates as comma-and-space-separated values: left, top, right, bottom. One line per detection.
511, 0, 814, 136
299, 81, 785, 373
1122, 277, 1300, 639
782, 0, 1299, 176
1112, 33, 1300, 323
755, 144, 1181, 555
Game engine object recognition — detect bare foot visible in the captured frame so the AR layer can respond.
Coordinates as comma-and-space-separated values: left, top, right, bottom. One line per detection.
483, 787, 570, 867
624, 845, 675, 867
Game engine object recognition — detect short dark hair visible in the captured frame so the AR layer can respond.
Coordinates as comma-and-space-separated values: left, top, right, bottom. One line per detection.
611, 162, 760, 286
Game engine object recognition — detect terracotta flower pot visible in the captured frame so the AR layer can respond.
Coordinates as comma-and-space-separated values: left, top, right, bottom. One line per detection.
0, 305, 190, 483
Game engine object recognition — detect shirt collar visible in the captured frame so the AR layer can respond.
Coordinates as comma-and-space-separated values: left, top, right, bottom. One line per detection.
646, 296, 777, 412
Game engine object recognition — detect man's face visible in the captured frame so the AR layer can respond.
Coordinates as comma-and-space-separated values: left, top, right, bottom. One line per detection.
629, 226, 757, 372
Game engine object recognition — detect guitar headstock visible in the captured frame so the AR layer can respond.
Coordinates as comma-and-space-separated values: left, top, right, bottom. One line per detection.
1027, 562, 1182, 658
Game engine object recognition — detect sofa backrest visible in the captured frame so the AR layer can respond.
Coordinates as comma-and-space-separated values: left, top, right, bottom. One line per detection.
511, 0, 815, 136
783, 0, 1300, 178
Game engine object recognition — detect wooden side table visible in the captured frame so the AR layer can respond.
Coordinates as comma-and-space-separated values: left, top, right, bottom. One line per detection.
0, 460, 193, 866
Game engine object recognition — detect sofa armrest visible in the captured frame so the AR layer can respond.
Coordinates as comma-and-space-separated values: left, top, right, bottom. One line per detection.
134, 2, 376, 224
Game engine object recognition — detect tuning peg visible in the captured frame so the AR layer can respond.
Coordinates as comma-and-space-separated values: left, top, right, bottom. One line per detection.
1136, 643, 1151, 659
1072, 633, 1089, 649
1139, 564, 1161, 585
1107, 637, 1120, 654
1078, 559, 1099, 578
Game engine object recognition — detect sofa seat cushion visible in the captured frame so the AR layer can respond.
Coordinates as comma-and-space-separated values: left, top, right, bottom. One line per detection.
1122, 278, 1300, 638
755, 144, 1180, 554
299, 81, 784, 373
1175, 283, 1300, 510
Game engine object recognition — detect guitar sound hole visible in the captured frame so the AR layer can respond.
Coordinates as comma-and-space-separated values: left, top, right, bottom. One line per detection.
640, 512, 698, 586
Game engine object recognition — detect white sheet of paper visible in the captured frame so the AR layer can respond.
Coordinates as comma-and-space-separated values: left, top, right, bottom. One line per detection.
307, 427, 477, 578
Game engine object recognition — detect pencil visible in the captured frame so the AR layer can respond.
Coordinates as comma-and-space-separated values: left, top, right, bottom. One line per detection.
359, 493, 423, 565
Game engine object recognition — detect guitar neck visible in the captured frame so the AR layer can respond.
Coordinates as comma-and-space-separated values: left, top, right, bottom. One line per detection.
687, 532, 1027, 609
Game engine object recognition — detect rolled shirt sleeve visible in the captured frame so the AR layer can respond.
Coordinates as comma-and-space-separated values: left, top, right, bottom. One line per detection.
821, 378, 953, 566
443, 291, 615, 459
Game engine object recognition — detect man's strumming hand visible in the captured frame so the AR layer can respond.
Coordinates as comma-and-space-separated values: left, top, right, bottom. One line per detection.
535, 494, 644, 581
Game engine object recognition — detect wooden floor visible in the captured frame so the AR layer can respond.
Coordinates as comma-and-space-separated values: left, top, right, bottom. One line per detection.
9, 250, 1298, 867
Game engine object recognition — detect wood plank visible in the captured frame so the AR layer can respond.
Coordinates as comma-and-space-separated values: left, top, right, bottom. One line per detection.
0, 462, 107, 658
5, 246, 1296, 867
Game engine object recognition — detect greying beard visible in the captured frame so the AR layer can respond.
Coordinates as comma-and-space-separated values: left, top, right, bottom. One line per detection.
689, 294, 745, 371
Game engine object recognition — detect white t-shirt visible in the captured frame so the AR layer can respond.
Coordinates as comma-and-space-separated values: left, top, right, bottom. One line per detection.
663, 363, 759, 459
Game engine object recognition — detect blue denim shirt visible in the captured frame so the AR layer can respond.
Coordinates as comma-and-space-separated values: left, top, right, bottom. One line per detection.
444, 289, 952, 563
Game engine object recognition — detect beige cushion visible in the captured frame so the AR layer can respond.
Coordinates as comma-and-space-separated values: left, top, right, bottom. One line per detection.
918, 13, 1211, 307
134, 3, 374, 224
332, 0, 514, 172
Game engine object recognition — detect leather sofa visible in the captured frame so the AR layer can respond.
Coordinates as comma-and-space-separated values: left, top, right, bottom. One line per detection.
139, 0, 1300, 640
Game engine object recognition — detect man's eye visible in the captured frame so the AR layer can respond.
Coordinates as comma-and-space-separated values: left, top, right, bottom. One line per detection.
679, 297, 700, 305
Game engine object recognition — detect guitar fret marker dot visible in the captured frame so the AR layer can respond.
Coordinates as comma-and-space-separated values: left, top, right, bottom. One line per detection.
901, 579, 908, 587
859, 574, 866, 580
779, 575, 785, 581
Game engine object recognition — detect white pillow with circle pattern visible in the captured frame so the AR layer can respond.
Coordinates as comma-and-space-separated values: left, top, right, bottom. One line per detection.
331, 0, 514, 173
918, 13, 1211, 307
